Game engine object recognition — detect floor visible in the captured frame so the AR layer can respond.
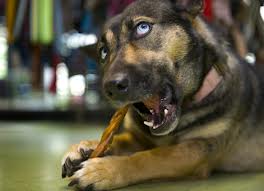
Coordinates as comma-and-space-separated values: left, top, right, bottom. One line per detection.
0, 122, 263, 191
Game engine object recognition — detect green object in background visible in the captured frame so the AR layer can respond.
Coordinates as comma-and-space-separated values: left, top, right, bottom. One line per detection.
39, 0, 53, 44
30, 0, 53, 45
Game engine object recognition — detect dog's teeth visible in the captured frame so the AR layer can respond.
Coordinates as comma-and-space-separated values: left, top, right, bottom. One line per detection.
144, 121, 154, 127
152, 125, 159, 130
150, 109, 154, 114
164, 109, 169, 115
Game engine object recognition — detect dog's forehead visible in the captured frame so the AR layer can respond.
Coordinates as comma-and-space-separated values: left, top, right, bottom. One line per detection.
102, 0, 174, 39
104, 14, 122, 32
122, 0, 171, 19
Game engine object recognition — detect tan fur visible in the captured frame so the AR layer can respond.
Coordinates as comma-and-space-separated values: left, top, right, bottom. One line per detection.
105, 30, 116, 49
69, 140, 212, 190
123, 44, 164, 65
193, 17, 217, 46
164, 26, 190, 61
123, 44, 138, 64
62, 1, 264, 190
179, 120, 231, 141
61, 140, 99, 166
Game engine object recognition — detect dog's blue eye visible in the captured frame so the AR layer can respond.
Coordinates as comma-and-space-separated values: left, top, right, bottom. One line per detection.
136, 22, 151, 38
100, 47, 108, 60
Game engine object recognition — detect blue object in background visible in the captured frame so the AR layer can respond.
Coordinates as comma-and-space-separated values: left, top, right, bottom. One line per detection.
80, 11, 98, 34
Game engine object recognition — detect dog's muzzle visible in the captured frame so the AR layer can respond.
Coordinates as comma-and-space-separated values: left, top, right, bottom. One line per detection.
103, 72, 180, 136
103, 73, 130, 101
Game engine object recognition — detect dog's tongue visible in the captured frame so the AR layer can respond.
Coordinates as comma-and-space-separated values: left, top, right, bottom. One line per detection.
143, 95, 160, 113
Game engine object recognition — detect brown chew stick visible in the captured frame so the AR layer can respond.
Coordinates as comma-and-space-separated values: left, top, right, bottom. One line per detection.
90, 105, 129, 158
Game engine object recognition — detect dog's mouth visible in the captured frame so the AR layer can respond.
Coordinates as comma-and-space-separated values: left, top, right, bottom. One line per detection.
133, 85, 180, 136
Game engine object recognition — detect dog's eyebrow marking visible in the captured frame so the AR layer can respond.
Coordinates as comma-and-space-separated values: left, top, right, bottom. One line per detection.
123, 44, 164, 65
103, 15, 122, 47
105, 30, 117, 49
121, 21, 129, 37
132, 16, 155, 26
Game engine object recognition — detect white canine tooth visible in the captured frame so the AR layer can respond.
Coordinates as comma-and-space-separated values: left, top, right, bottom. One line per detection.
150, 109, 154, 114
144, 121, 154, 127
164, 109, 169, 115
153, 125, 160, 130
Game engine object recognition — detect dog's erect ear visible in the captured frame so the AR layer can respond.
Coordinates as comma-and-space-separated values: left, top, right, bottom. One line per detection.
171, 0, 204, 17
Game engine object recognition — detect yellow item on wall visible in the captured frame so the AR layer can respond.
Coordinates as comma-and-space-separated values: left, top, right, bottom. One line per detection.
6, 0, 17, 43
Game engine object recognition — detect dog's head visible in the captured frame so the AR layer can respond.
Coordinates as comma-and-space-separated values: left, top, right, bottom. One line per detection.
98, 0, 222, 136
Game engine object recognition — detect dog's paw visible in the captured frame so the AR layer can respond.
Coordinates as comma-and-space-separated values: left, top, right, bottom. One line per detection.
68, 156, 129, 191
61, 140, 99, 178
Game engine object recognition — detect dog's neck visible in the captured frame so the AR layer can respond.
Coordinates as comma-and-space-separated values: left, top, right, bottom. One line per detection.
194, 67, 223, 103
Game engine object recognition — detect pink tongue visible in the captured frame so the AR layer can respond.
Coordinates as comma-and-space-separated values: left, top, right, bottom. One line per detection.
153, 112, 163, 125
143, 95, 160, 113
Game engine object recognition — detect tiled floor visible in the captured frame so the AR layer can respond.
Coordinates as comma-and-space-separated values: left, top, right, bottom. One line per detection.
0, 122, 263, 191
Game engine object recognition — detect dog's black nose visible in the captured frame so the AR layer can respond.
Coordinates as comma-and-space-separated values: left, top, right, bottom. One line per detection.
104, 75, 129, 100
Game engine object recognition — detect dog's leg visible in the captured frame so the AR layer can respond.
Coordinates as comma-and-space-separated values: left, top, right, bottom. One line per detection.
62, 131, 148, 178
68, 139, 214, 191
108, 131, 152, 155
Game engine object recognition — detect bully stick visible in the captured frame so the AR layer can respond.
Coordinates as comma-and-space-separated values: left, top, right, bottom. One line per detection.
90, 105, 129, 158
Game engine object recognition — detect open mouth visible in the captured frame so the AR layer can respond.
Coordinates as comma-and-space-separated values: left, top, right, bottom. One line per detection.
133, 85, 179, 136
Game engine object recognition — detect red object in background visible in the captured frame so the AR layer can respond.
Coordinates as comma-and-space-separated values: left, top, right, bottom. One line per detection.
49, 53, 61, 94
204, 0, 213, 21
108, 0, 135, 16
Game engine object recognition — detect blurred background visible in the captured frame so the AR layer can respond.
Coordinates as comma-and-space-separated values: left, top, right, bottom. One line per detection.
0, 0, 264, 190
0, 0, 263, 120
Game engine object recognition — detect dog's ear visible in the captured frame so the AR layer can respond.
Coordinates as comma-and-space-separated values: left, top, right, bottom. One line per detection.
203, 43, 229, 75
171, 0, 204, 17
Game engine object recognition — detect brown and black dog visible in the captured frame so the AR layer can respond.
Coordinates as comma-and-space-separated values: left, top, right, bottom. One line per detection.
62, 0, 264, 190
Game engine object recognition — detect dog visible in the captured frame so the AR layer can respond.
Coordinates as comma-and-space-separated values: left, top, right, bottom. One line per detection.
61, 0, 264, 190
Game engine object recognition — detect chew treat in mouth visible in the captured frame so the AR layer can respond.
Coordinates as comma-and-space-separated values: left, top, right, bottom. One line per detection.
132, 85, 178, 136
90, 106, 129, 158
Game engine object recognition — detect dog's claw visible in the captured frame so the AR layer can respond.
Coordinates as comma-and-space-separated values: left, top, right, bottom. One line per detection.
64, 157, 83, 177
68, 179, 79, 187
62, 148, 95, 179
80, 148, 86, 159
68, 180, 94, 191
65, 158, 73, 177
65, 157, 72, 169
62, 164, 67, 178
83, 184, 94, 191
62, 141, 100, 188
72, 159, 82, 167
80, 148, 93, 160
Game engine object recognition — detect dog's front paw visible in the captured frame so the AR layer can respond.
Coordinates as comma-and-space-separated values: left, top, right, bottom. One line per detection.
68, 156, 130, 191
61, 140, 99, 178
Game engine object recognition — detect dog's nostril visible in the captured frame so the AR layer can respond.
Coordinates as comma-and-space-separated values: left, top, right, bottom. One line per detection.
104, 77, 129, 99
116, 79, 129, 91
107, 91, 113, 97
